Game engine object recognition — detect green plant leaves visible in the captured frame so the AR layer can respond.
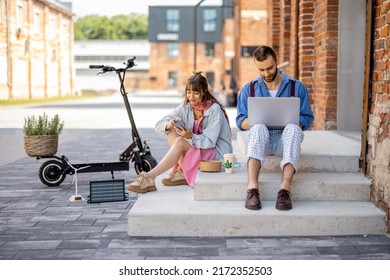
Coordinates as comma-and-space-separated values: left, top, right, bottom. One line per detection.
23, 113, 64, 136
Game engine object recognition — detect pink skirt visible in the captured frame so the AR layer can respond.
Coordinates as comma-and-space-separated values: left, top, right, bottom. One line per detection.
172, 147, 216, 187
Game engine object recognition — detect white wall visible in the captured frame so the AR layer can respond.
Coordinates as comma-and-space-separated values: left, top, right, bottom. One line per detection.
337, 0, 366, 131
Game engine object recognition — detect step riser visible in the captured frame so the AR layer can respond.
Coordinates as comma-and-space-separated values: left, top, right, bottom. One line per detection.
236, 131, 360, 173
194, 171, 372, 201
128, 215, 386, 237
195, 182, 371, 201
127, 190, 387, 237
260, 156, 360, 173
127, 199, 387, 237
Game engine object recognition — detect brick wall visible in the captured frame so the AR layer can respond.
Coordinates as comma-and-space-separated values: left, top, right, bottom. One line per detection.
281, 1, 292, 65
288, 0, 316, 116
286, 0, 338, 130
299, 0, 316, 108
148, 42, 226, 92
368, 0, 390, 229
268, 0, 281, 56
234, 0, 268, 88
312, 0, 339, 130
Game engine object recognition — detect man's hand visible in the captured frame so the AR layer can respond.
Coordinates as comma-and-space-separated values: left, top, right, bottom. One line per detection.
241, 118, 250, 130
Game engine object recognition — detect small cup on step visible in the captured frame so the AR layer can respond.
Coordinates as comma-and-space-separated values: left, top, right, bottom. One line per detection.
223, 153, 236, 174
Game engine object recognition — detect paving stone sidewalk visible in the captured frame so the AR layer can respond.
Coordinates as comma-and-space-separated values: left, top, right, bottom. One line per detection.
1, 94, 390, 260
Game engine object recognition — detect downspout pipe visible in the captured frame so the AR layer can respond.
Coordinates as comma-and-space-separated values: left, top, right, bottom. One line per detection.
294, 0, 300, 79
5, 0, 12, 93
360, 0, 375, 173
194, 0, 205, 72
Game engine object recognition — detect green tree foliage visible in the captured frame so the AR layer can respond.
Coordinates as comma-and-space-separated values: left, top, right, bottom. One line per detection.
74, 14, 148, 40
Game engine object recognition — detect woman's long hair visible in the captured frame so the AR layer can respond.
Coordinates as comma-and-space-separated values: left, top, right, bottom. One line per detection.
183, 72, 230, 128
183, 72, 219, 105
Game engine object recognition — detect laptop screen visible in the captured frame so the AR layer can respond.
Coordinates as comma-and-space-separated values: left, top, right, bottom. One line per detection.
248, 97, 300, 129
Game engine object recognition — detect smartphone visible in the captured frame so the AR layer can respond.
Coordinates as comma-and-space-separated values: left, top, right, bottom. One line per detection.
173, 117, 186, 129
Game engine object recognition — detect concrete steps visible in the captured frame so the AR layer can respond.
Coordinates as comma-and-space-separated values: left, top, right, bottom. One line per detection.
195, 170, 372, 201
127, 131, 387, 237
236, 130, 361, 173
127, 186, 386, 237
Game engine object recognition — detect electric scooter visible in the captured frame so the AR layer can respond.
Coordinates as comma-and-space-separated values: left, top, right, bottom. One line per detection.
37, 57, 157, 187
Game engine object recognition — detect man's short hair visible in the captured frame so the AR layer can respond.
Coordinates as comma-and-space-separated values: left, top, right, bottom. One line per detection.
253, 46, 277, 63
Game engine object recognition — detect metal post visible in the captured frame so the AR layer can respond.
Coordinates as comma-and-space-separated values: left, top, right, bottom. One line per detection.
194, 0, 205, 72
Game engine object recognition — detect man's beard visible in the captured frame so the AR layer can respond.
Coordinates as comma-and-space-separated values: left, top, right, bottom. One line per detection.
263, 67, 278, 82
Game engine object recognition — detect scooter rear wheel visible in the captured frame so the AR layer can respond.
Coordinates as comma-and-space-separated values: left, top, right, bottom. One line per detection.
134, 154, 158, 174
39, 159, 66, 187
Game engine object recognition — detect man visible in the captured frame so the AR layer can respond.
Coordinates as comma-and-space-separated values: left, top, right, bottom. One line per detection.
236, 46, 314, 211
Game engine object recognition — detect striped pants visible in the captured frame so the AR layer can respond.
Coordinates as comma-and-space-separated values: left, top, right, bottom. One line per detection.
246, 124, 304, 172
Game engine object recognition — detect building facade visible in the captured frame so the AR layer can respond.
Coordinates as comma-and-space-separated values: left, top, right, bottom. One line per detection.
74, 40, 150, 93
148, 1, 234, 93
0, 0, 74, 100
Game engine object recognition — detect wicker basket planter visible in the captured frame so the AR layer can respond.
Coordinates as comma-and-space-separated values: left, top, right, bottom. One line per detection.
24, 135, 59, 157
23, 113, 64, 157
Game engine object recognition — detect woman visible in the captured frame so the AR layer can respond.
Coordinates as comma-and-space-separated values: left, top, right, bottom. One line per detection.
128, 72, 233, 193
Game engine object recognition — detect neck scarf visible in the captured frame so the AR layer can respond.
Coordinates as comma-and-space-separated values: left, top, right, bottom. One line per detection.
191, 100, 230, 133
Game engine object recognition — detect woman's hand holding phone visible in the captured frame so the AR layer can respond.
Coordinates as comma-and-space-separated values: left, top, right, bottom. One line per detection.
172, 117, 191, 139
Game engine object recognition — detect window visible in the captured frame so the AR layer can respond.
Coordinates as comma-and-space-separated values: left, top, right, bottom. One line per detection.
205, 43, 215, 57
33, 11, 40, 35
166, 9, 179, 32
167, 42, 179, 58
168, 71, 178, 87
206, 71, 215, 89
61, 21, 68, 40
16, 4, 23, 29
0, 0, 3, 24
203, 9, 216, 32
48, 16, 55, 39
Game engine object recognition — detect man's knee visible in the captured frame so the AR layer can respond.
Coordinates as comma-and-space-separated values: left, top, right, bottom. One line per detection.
250, 124, 268, 134
283, 124, 304, 141
249, 124, 269, 142
284, 123, 302, 133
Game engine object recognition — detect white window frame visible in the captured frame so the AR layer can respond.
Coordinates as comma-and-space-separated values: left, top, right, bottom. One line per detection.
33, 10, 40, 35
167, 42, 179, 58
0, 0, 3, 25
48, 16, 56, 39
168, 71, 178, 87
166, 9, 179, 32
203, 9, 217, 32
16, 4, 23, 30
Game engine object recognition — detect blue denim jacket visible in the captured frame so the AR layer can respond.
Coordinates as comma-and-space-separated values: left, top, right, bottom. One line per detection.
155, 102, 233, 161
236, 71, 314, 131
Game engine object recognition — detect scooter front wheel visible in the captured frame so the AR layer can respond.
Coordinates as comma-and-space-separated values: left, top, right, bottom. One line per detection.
39, 159, 66, 187
134, 154, 158, 174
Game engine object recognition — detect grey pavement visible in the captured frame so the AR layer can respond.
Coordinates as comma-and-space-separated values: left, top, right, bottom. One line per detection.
1, 91, 390, 260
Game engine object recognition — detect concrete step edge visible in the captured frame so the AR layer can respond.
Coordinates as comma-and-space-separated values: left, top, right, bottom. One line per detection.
194, 171, 371, 201
127, 187, 386, 237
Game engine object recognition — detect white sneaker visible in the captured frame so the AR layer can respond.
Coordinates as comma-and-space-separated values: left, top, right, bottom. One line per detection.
161, 168, 188, 186
128, 171, 157, 193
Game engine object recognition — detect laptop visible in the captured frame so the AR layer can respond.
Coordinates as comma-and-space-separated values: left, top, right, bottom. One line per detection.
248, 97, 300, 129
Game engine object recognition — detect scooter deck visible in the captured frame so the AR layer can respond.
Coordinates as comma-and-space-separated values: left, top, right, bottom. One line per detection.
69, 161, 129, 173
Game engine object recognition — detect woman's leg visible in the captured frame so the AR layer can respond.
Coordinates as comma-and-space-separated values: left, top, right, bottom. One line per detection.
165, 127, 185, 168
148, 137, 191, 179
166, 127, 180, 145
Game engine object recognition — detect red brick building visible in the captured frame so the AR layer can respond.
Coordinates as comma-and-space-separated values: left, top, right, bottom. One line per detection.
0, 0, 74, 100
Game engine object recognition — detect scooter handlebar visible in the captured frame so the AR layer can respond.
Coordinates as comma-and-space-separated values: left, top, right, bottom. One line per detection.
126, 57, 136, 68
89, 65, 105, 69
